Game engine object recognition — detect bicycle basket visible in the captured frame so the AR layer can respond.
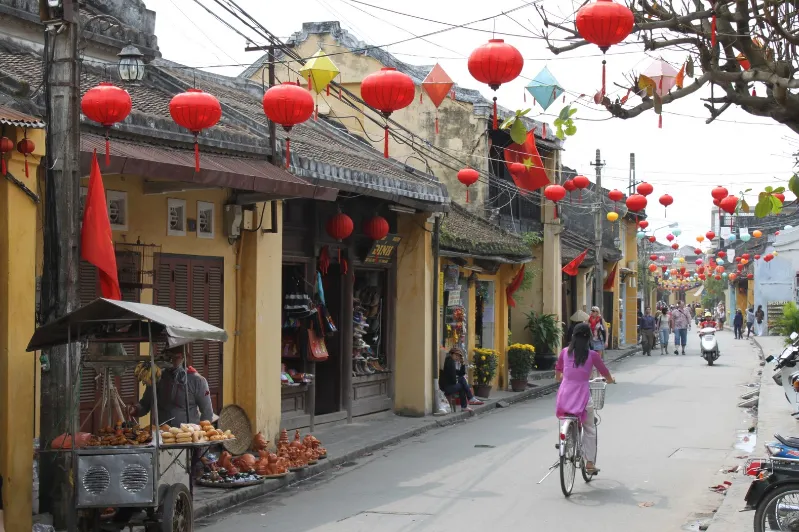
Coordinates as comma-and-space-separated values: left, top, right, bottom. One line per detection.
589, 381, 607, 410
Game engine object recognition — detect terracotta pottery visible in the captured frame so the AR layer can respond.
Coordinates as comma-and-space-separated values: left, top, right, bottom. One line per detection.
252, 432, 269, 452
510, 379, 528, 392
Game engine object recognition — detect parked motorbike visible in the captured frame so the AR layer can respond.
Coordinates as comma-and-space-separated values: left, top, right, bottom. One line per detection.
745, 434, 799, 531
765, 332, 799, 416
699, 327, 720, 366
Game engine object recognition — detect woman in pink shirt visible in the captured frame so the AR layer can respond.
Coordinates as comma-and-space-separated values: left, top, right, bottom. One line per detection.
555, 322, 615, 474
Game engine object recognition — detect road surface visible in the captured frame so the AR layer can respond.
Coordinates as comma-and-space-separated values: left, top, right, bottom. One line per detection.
197, 329, 760, 532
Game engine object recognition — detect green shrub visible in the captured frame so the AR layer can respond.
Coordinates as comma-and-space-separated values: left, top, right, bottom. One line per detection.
472, 348, 499, 385
773, 301, 799, 343
507, 343, 536, 379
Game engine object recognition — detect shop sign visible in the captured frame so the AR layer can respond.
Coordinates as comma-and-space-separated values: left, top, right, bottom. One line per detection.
443, 265, 459, 291
364, 234, 402, 264
447, 292, 461, 307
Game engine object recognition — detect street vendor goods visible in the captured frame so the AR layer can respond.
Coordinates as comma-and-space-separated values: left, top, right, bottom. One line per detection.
133, 360, 162, 385
159, 420, 234, 445
83, 423, 156, 447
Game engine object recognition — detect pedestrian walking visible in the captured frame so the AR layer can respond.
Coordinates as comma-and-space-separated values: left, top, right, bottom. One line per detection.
746, 307, 755, 338
640, 307, 656, 356
755, 305, 765, 336
716, 304, 726, 331
588, 306, 608, 359
671, 300, 692, 355
733, 309, 744, 339
656, 307, 671, 355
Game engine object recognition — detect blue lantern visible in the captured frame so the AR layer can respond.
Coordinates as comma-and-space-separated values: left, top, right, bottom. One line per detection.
637, 231, 645, 240
727, 234, 737, 243
673, 228, 682, 237
722, 272, 728, 279
716, 258, 725, 265
741, 233, 751, 242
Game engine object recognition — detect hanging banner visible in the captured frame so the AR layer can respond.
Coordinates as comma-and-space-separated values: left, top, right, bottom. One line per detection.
364, 234, 402, 264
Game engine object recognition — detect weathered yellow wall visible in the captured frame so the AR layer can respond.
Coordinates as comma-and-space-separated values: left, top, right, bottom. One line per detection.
623, 219, 639, 346
0, 126, 43, 531
394, 213, 432, 416
251, 34, 490, 209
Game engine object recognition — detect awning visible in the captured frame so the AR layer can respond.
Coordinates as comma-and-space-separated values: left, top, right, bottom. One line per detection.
0, 105, 46, 129
79, 134, 338, 201
27, 299, 228, 352
693, 285, 705, 297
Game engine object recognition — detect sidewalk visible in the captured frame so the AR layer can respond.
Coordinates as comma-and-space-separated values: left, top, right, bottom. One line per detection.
194, 344, 640, 520
709, 335, 789, 531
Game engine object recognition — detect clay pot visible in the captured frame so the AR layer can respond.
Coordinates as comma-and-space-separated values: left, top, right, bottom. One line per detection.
510, 379, 528, 392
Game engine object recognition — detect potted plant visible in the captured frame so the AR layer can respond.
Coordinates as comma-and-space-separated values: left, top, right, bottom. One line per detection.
524, 311, 562, 370
472, 348, 498, 398
507, 343, 535, 391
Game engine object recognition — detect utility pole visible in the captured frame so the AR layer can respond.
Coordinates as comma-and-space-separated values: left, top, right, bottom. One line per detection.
628, 153, 636, 196
39, 4, 81, 527
591, 149, 605, 310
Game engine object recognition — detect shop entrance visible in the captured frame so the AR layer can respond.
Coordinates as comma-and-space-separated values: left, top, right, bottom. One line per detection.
475, 280, 495, 349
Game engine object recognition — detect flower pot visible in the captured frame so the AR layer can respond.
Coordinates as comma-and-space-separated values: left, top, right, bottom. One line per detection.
473, 384, 492, 398
534, 353, 557, 371
510, 378, 528, 392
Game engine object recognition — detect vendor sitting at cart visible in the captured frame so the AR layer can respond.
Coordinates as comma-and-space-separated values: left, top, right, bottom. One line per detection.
128, 345, 214, 426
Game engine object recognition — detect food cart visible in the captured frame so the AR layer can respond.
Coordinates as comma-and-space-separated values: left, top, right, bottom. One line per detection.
27, 298, 228, 532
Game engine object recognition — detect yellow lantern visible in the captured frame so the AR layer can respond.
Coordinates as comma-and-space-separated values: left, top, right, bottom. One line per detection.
679, 257, 685, 263
606, 211, 619, 222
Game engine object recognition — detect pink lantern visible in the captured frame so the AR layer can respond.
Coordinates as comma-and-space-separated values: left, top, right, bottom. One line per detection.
639, 59, 679, 128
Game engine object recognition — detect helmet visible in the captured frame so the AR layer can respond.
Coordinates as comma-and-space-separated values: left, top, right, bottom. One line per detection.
704, 311, 712, 318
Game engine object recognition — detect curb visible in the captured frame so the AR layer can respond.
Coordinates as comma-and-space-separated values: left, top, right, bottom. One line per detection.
194, 345, 641, 521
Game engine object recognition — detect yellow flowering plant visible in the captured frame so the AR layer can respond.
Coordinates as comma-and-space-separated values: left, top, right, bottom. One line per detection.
507, 343, 536, 380
472, 348, 499, 384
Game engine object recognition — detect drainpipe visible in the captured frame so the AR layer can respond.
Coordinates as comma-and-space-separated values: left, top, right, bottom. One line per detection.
431, 214, 441, 414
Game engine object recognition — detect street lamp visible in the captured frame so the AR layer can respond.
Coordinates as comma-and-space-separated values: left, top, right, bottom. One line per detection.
117, 44, 145, 82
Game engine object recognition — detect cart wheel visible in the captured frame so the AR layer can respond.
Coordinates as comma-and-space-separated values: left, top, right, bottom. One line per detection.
160, 483, 193, 532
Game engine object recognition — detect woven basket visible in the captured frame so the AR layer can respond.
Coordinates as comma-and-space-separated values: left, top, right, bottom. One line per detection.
218, 404, 252, 456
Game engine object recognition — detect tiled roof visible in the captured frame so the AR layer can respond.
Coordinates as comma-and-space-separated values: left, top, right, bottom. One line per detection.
0, 104, 45, 128
440, 203, 532, 261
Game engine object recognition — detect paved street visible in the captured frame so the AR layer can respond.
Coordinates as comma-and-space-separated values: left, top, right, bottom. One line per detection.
197, 329, 761, 532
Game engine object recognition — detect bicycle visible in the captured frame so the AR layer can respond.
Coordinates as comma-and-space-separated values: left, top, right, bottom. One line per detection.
539, 378, 607, 497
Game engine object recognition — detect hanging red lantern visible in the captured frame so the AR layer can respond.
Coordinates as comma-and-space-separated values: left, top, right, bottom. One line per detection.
575, 0, 634, 98
775, 192, 786, 203
666, 234, 674, 242
0, 136, 12, 176
81, 82, 132, 166
706, 231, 716, 240
658, 194, 673, 216
636, 182, 653, 196
638, 220, 649, 230
755, 254, 761, 260
711, 185, 729, 202
648, 235, 656, 243
776, 230, 781, 236
361, 67, 415, 158
694, 248, 702, 255
661, 265, 667, 272
457, 168, 480, 204
742, 253, 750, 260
717, 250, 726, 258
734, 256, 742, 262
16, 137, 34, 178
649, 254, 657, 261
262, 82, 314, 168
625, 194, 647, 222
572, 175, 590, 202
736, 54, 751, 71
648, 263, 657, 272
563, 179, 576, 201
747, 273, 754, 279
764, 253, 774, 262
737, 263, 744, 272
715, 265, 725, 273
363, 215, 390, 241
695, 259, 702, 266
467, 39, 524, 129
608, 188, 624, 211
713, 198, 721, 206
326, 211, 354, 241
719, 195, 738, 214
170, 88, 222, 172
671, 243, 679, 250
544, 184, 567, 219
714, 275, 722, 280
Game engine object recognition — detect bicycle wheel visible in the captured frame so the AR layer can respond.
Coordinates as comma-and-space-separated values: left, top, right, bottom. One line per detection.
560, 421, 577, 497
581, 420, 597, 483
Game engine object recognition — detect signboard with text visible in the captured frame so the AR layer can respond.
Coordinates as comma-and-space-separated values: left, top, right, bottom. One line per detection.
364, 234, 402, 264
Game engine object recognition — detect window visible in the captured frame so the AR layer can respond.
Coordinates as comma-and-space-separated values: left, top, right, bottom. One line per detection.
106, 190, 128, 231
197, 201, 215, 239
167, 198, 187, 236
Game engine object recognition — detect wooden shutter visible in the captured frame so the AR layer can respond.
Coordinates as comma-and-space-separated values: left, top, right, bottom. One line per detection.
205, 262, 224, 412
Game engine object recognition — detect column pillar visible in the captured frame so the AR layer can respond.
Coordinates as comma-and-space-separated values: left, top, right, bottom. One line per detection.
575, 269, 588, 313
394, 213, 432, 416
0, 127, 42, 530
235, 201, 283, 441
542, 203, 563, 332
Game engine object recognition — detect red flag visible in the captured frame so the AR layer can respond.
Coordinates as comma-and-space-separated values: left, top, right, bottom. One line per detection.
603, 264, 617, 291
506, 264, 526, 308
81, 150, 121, 300
562, 249, 588, 276
503, 130, 550, 193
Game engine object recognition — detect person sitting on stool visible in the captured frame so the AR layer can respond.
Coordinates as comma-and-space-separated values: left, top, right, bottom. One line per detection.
440, 347, 484, 412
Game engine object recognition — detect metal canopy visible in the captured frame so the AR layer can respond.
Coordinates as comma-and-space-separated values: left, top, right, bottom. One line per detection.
27, 299, 228, 352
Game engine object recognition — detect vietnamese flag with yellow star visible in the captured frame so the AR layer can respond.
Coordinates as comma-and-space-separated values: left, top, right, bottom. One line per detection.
503, 129, 550, 193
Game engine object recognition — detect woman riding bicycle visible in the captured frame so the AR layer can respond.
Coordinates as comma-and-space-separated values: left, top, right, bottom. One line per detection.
555, 322, 615, 475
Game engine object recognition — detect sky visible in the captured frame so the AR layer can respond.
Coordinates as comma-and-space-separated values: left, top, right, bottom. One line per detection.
146, 0, 797, 245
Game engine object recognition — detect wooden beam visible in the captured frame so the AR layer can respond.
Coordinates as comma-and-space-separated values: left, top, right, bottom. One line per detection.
142, 181, 220, 195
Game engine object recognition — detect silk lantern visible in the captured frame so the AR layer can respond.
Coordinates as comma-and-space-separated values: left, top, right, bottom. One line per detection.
637, 231, 646, 240
170, 88, 222, 172
81, 82, 132, 166
639, 220, 649, 230
671, 243, 679, 250
262, 82, 314, 168
421, 63, 454, 134
544, 184, 567, 219
755, 254, 761, 260
16, 137, 34, 178
649, 254, 658, 261
572, 175, 590, 202
361, 68, 415, 158
717, 251, 726, 258
649, 236, 656, 243
696, 235, 704, 243
706, 231, 716, 240
625, 194, 647, 222
648, 263, 657, 272
363, 215, 389, 241
719, 195, 738, 214
575, 0, 634, 98
673, 228, 682, 237
659, 194, 673, 216
666, 234, 674, 242
467, 39, 523, 129
753, 230, 762, 238
711, 186, 728, 202
564, 178, 576, 200
637, 182, 653, 196
326, 211, 354, 241
457, 168, 480, 204
0, 136, 12, 176
764, 253, 774, 262
694, 248, 702, 255
607, 211, 619, 222
608, 189, 624, 211
747, 273, 754, 279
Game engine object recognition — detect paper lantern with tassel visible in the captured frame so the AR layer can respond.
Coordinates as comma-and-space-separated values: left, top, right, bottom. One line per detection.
606, 211, 619, 222
16, 137, 34, 178
363, 215, 390, 241
572, 175, 590, 202
608, 189, 624, 211
544, 184, 567, 219
262, 82, 314, 169
636, 182, 653, 196
0, 136, 12, 176
421, 63, 454, 135
467, 39, 523, 130
638, 59, 678, 128
361, 68, 415, 158
457, 168, 480, 204
625, 194, 647, 222
326, 211, 354, 242
659, 194, 673, 216
80, 82, 132, 166
299, 49, 340, 122
170, 88, 222, 172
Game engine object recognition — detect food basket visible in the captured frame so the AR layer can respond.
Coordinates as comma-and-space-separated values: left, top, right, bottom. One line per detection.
589, 380, 607, 410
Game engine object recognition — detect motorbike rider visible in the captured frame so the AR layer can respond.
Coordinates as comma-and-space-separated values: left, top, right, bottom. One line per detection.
699, 311, 717, 330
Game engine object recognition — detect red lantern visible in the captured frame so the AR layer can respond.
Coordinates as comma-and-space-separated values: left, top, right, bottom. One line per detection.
764, 253, 774, 262
262, 82, 314, 168
666, 234, 674, 242
775, 192, 786, 203
658, 194, 673, 216
648, 263, 657, 272
719, 195, 738, 214
608, 188, 624, 211
711, 186, 729, 201
737, 263, 744, 272
636, 182, 653, 196
742, 253, 750, 260
572, 175, 590, 202
694, 248, 702, 255
715, 265, 724, 273
649, 254, 658, 261
564, 179, 576, 193
661, 265, 667, 272
170, 88, 222, 172
639, 220, 649, 230
0, 136, 12, 176
457, 168, 480, 203
544, 184, 567, 219
729, 273, 738, 281
81, 82, 132, 166
734, 256, 742, 262
713, 198, 721, 206
706, 231, 716, 240
717, 251, 726, 258
467, 39, 523, 129
747, 273, 754, 279
326, 211, 354, 241
363, 215, 390, 241
361, 67, 415, 158
755, 254, 761, 260
776, 230, 781, 236
16, 137, 34, 178
671, 243, 679, 250
714, 275, 722, 280
575, 0, 634, 97
648, 236, 656, 243
625, 194, 647, 222
737, 55, 751, 71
